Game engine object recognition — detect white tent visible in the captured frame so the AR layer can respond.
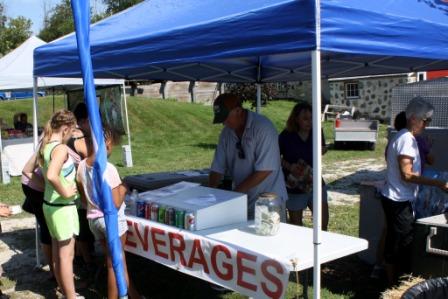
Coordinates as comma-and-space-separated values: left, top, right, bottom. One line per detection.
0, 36, 123, 90
0, 36, 131, 267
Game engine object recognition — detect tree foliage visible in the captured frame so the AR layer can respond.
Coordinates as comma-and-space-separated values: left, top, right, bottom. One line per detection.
39, 0, 73, 42
0, 17, 32, 55
102, 0, 144, 15
0, 2, 6, 29
225, 83, 279, 107
0, 2, 32, 55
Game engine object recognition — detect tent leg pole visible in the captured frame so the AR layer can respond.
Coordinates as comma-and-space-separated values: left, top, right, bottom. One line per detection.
256, 83, 261, 114
312, 49, 322, 299
32, 77, 41, 268
122, 83, 133, 167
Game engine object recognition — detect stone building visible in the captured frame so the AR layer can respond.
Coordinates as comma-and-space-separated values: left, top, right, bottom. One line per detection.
328, 73, 418, 121
276, 73, 420, 121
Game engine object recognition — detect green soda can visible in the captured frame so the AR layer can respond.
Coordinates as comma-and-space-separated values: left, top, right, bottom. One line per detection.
158, 205, 166, 223
175, 209, 185, 228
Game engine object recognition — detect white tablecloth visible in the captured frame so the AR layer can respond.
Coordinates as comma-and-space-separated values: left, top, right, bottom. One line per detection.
2, 143, 34, 176
125, 217, 368, 298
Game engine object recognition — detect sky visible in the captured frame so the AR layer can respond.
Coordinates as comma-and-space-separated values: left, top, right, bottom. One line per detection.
3, 0, 105, 34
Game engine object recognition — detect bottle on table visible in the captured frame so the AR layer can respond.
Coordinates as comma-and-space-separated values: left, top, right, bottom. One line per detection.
125, 189, 139, 216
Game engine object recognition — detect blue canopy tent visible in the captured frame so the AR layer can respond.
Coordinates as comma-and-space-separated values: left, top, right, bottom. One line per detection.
33, 0, 448, 298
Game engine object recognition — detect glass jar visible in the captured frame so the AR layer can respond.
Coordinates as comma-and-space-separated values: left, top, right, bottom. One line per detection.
254, 192, 281, 236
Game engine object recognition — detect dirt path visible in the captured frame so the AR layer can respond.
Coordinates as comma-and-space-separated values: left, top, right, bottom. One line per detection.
324, 158, 386, 205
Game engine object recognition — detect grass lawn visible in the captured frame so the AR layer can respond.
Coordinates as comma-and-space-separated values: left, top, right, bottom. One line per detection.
0, 96, 388, 298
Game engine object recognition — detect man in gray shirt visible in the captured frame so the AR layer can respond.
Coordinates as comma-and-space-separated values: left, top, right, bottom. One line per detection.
209, 93, 287, 220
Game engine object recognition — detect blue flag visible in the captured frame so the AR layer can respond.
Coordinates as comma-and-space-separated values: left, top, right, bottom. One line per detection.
70, 1, 128, 297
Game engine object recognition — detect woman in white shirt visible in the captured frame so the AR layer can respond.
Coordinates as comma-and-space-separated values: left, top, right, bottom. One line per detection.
381, 97, 448, 285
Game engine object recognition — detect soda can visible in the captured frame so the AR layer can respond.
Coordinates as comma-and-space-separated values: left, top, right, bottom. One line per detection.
136, 199, 146, 218
144, 201, 152, 219
150, 203, 159, 221
175, 210, 185, 229
184, 212, 195, 231
165, 207, 175, 226
158, 206, 166, 223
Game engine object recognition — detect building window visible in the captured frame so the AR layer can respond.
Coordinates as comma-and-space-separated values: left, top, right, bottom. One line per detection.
417, 72, 427, 82
345, 82, 359, 99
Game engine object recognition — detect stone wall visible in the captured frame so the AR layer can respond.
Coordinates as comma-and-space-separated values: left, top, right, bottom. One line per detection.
135, 81, 219, 104
329, 75, 416, 121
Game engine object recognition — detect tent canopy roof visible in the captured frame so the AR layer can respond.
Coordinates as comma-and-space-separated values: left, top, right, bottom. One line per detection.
0, 36, 123, 91
34, 0, 448, 83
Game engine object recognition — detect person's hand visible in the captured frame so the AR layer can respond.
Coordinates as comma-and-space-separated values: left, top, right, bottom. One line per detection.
62, 184, 78, 199
290, 163, 305, 178
440, 182, 448, 193
0, 205, 11, 217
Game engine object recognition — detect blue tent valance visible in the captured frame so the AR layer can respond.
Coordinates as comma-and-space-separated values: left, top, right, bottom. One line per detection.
34, 0, 448, 82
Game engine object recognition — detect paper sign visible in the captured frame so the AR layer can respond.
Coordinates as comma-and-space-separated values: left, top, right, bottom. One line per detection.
125, 217, 289, 299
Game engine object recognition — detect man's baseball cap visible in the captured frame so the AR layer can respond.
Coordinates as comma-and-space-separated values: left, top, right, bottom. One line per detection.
213, 94, 241, 124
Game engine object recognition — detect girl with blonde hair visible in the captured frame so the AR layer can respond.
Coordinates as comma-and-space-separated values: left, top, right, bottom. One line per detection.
38, 109, 81, 299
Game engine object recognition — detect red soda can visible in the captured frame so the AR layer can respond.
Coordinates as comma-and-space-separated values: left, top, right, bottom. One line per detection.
151, 203, 159, 221
145, 201, 151, 219
184, 212, 195, 231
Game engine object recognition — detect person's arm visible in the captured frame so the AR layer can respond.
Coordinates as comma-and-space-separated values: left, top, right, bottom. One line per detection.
111, 185, 124, 209
208, 171, 223, 188
76, 180, 88, 207
398, 155, 448, 191
74, 137, 89, 159
22, 153, 38, 179
234, 170, 272, 193
46, 145, 77, 199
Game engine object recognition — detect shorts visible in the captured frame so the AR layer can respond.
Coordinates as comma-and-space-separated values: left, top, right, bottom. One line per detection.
381, 195, 414, 270
286, 186, 328, 212
43, 203, 79, 241
88, 215, 128, 241
21, 184, 51, 245
76, 208, 95, 243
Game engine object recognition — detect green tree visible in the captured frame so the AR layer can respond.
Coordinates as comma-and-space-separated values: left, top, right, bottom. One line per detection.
0, 2, 6, 29
39, 0, 73, 42
39, 0, 106, 42
0, 16, 32, 55
102, 0, 143, 15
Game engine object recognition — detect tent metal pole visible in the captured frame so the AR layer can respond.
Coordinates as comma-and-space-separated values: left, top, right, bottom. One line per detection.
32, 76, 41, 268
122, 83, 133, 166
312, 0, 322, 299
256, 57, 261, 114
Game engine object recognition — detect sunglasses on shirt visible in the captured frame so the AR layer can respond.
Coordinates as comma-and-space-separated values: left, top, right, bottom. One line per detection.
236, 141, 245, 159
422, 117, 432, 125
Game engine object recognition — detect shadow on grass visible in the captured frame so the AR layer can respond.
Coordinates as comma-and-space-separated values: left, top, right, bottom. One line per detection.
331, 141, 376, 151
193, 143, 217, 150
286, 256, 387, 299
126, 253, 228, 299
320, 255, 388, 299
327, 169, 386, 196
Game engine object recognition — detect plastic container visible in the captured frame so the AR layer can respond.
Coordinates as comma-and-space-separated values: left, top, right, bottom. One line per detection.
335, 118, 341, 128
254, 192, 281, 236
125, 189, 138, 216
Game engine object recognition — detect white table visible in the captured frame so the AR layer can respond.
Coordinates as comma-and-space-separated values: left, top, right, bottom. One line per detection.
0, 137, 34, 182
125, 216, 368, 298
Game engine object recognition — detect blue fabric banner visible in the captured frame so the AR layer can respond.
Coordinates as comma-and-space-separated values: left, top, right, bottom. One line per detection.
70, 0, 128, 297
